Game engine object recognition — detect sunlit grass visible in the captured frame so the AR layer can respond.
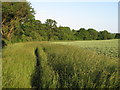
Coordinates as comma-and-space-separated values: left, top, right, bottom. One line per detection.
2, 40, 119, 88
53, 39, 119, 58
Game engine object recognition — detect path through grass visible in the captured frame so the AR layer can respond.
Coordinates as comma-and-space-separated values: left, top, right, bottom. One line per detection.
2, 40, 120, 88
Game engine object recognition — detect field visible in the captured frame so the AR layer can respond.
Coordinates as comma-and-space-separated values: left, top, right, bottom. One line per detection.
2, 40, 120, 88
53, 39, 119, 58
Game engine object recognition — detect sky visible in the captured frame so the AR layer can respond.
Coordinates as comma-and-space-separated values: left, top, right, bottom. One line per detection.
28, 0, 119, 2
30, 1, 118, 33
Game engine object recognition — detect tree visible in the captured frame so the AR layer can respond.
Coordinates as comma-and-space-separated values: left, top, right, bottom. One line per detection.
75, 28, 90, 40
87, 28, 98, 40
46, 19, 57, 28
115, 33, 120, 39
2, 1, 35, 40
98, 30, 108, 40
98, 30, 114, 40
107, 33, 115, 39
57, 26, 75, 40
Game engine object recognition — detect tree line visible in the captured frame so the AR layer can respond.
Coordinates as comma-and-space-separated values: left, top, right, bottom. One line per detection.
1, 2, 120, 46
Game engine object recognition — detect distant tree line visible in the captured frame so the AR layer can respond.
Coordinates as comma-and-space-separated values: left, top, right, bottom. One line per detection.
1, 2, 120, 46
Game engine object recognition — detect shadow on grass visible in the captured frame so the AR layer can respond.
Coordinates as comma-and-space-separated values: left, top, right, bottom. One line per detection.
31, 48, 42, 89
47, 54, 77, 88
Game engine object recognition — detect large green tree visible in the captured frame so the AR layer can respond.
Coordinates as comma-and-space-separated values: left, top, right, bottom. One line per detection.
87, 28, 98, 40
98, 30, 114, 40
58, 26, 75, 40
115, 33, 120, 39
45, 19, 58, 40
2, 1, 35, 39
75, 28, 90, 40
46, 19, 57, 29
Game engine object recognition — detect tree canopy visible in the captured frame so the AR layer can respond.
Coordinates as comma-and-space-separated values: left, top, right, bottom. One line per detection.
2, 2, 35, 39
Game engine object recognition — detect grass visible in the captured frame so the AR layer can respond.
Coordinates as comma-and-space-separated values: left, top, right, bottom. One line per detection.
53, 39, 119, 58
0, 48, 2, 90
3, 43, 36, 88
2, 39, 120, 88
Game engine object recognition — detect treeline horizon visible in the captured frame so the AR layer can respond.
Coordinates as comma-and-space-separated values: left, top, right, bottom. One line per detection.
1, 1, 120, 46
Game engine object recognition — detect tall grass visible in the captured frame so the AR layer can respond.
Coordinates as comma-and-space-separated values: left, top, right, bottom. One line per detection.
3, 43, 36, 88
31, 47, 58, 88
2, 42, 58, 88
2, 40, 119, 88
42, 44, 119, 88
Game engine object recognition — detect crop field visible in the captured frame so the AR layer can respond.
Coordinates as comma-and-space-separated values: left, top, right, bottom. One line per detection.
2, 40, 120, 88
54, 39, 119, 58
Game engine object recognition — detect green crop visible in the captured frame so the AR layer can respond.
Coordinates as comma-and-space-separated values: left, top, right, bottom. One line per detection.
54, 39, 119, 58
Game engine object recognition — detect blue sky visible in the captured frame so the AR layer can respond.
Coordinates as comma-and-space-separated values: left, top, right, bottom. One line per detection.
30, 2, 118, 33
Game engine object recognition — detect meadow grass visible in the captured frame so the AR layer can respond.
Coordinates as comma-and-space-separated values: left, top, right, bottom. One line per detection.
42, 44, 119, 88
2, 40, 119, 88
3, 43, 37, 88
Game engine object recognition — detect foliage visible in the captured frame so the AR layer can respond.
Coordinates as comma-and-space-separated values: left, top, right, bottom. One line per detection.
2, 1, 35, 40
75, 28, 90, 40
115, 33, 120, 39
88, 28, 99, 40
